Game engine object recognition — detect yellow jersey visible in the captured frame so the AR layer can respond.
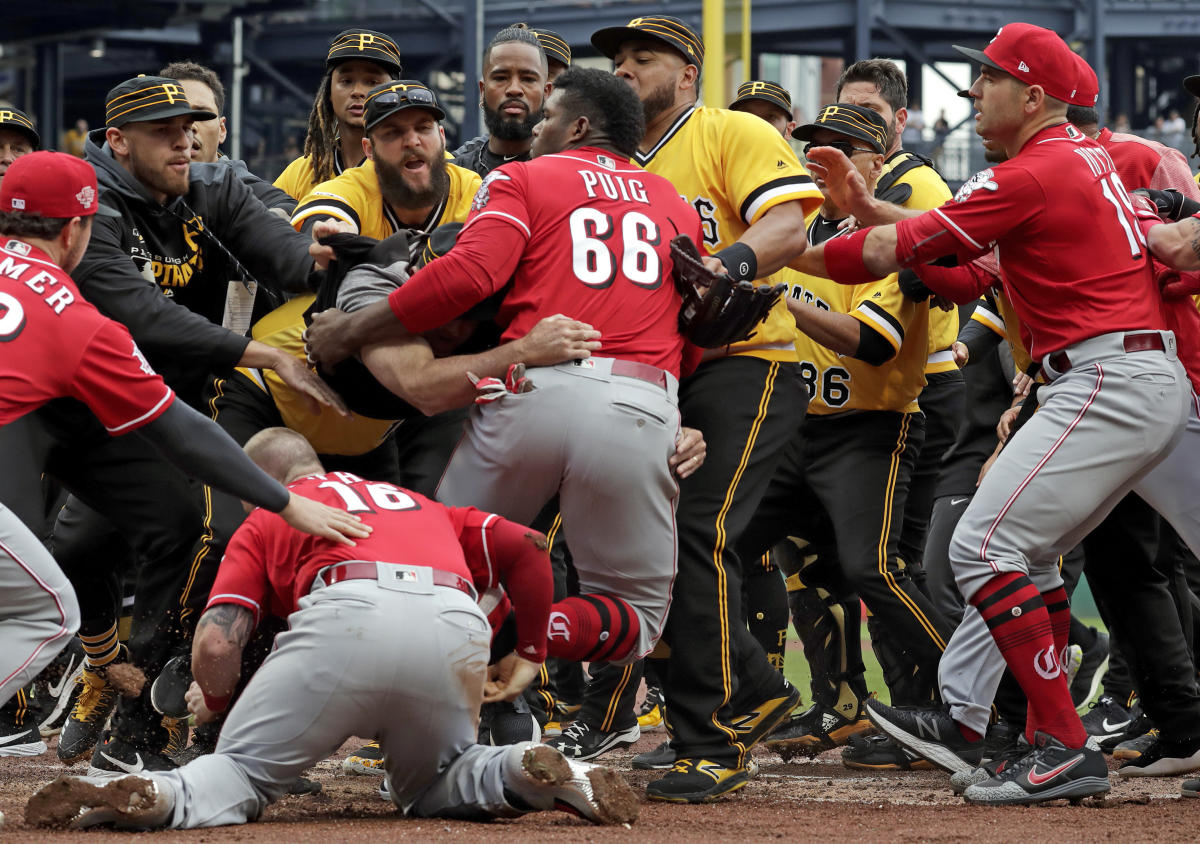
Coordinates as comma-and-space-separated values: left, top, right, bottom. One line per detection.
291, 160, 481, 238
781, 212, 928, 415
880, 151, 958, 375
970, 288, 1035, 375
635, 106, 823, 362
248, 160, 480, 455
274, 147, 358, 202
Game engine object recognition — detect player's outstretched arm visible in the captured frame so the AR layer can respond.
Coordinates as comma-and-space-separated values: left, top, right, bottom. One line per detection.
726, 200, 811, 277
187, 603, 255, 723
797, 225, 902, 282
278, 493, 372, 546
361, 315, 602, 416
1148, 216, 1200, 271
305, 301, 403, 368
238, 340, 351, 417
804, 147, 926, 226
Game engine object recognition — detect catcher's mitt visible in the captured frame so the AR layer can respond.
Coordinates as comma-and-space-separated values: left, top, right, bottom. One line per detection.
671, 234, 785, 348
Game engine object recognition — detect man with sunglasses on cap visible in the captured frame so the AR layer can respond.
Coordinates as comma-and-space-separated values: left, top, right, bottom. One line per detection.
0, 107, 38, 182
276, 28, 402, 201
36, 75, 346, 774
582, 14, 821, 802
804, 22, 1192, 805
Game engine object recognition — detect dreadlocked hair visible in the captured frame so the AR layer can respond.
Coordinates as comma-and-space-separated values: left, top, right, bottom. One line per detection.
1191, 101, 1200, 159
303, 72, 340, 185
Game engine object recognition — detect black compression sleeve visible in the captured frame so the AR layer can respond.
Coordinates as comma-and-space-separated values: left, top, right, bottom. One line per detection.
854, 322, 896, 366
135, 400, 290, 513
958, 317, 1002, 364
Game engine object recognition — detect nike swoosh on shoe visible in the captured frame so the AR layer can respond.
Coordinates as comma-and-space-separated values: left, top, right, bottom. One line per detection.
1027, 755, 1083, 786
100, 752, 145, 774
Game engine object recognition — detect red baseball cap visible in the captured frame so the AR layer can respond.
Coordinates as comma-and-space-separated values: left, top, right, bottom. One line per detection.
954, 23, 1079, 105
0, 151, 120, 219
1070, 53, 1100, 107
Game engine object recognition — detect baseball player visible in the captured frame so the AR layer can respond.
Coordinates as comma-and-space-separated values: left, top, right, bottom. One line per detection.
0, 107, 38, 181
729, 80, 797, 138
26, 428, 639, 830
806, 22, 1190, 804
0, 153, 367, 749
308, 65, 700, 665
590, 15, 822, 800
533, 29, 571, 81
275, 28, 402, 200
452, 24, 550, 178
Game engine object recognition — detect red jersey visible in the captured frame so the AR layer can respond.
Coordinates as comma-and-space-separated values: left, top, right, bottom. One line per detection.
895, 123, 1166, 361
387, 146, 704, 375
1097, 128, 1200, 200
208, 473, 552, 660
0, 238, 173, 432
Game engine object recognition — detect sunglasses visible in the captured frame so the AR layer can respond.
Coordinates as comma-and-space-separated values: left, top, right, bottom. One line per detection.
803, 140, 877, 158
370, 87, 435, 108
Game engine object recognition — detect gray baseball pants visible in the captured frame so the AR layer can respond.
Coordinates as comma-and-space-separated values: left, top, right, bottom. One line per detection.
0, 503, 80, 710
437, 357, 681, 659
144, 568, 548, 827
939, 332, 1190, 734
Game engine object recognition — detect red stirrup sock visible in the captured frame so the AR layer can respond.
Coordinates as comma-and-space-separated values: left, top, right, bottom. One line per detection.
545, 594, 641, 663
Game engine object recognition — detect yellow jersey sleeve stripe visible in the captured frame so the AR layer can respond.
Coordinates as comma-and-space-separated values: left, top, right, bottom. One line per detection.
740, 175, 818, 225
854, 299, 904, 352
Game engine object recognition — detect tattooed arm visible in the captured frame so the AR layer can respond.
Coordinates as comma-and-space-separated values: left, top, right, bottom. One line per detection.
187, 603, 257, 723
1148, 216, 1200, 271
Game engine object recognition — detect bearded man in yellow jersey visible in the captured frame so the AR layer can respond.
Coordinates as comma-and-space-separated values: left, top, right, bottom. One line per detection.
575, 15, 822, 802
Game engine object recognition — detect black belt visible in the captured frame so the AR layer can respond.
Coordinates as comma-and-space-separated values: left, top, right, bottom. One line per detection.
1046, 332, 1165, 375
317, 562, 476, 600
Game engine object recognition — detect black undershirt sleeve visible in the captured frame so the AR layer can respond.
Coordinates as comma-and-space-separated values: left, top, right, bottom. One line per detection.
854, 322, 896, 366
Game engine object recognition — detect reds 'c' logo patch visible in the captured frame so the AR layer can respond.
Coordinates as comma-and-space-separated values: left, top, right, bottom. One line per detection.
954, 168, 999, 203
471, 170, 511, 211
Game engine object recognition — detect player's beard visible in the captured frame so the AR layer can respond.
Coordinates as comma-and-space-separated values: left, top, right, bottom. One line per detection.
131, 149, 190, 200
376, 148, 450, 210
483, 99, 542, 141
641, 79, 677, 126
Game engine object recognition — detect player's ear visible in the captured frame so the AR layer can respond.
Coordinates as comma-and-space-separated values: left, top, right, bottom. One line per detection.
362, 135, 374, 161
106, 127, 128, 156
680, 64, 699, 93
1025, 84, 1045, 114
893, 107, 908, 138
217, 116, 228, 146
570, 115, 588, 143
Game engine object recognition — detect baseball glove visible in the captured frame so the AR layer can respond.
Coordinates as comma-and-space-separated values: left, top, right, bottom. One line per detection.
671, 234, 785, 348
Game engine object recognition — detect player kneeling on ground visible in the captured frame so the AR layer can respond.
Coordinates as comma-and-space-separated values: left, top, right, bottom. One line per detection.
27, 428, 638, 830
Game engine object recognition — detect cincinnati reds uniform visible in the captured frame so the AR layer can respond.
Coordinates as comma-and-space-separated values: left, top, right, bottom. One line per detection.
385, 146, 704, 660
139, 474, 560, 825
0, 234, 181, 712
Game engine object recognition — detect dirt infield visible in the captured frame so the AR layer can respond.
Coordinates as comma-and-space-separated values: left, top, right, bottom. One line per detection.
2, 731, 1198, 842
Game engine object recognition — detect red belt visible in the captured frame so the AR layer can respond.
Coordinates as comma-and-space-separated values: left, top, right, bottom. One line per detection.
1047, 332, 1165, 375
611, 359, 669, 390
319, 562, 476, 600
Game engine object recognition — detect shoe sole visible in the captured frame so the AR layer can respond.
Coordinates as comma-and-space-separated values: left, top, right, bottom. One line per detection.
963, 776, 1110, 805
1112, 747, 1145, 761
766, 718, 875, 757
523, 745, 640, 824
26, 774, 164, 829
865, 707, 976, 775
342, 757, 385, 776
646, 770, 749, 804
637, 715, 665, 732
1117, 748, 1200, 777
0, 740, 48, 757
1072, 654, 1110, 711
548, 725, 639, 761
842, 756, 934, 772
632, 757, 676, 771
1182, 782, 1200, 798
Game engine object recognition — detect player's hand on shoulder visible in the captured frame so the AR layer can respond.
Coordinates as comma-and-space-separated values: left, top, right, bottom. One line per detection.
303, 308, 357, 369
670, 426, 706, 479
515, 314, 602, 365
269, 350, 351, 417
280, 492, 372, 546
482, 652, 542, 703
309, 219, 356, 270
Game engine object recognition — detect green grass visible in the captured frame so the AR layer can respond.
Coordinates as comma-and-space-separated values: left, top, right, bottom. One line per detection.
780, 615, 1108, 708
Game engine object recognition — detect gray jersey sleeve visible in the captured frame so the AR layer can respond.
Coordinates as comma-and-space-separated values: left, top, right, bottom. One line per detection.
336, 261, 411, 313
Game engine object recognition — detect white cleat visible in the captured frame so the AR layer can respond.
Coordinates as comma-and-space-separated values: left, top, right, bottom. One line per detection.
26, 774, 172, 829
517, 743, 640, 825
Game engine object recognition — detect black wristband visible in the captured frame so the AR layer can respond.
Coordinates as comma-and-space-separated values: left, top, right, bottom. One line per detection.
714, 242, 758, 282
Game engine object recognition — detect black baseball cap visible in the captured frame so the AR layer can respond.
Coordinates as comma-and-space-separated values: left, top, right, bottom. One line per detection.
534, 29, 571, 68
416, 221, 462, 269
591, 15, 704, 68
105, 76, 217, 128
1184, 76, 1200, 98
364, 80, 445, 130
730, 80, 792, 117
0, 107, 39, 149
326, 29, 403, 76
791, 103, 888, 154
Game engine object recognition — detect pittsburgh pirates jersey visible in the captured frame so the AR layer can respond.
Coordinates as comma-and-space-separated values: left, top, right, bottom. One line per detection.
635, 106, 822, 362
290, 160, 481, 239
881, 151, 958, 375
782, 213, 928, 415
274, 148, 355, 202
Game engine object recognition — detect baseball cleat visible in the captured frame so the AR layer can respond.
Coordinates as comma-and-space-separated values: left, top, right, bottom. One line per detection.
1070, 629, 1110, 709
58, 650, 126, 764
841, 733, 933, 771
729, 682, 802, 750
1113, 728, 1157, 761
160, 716, 189, 757
636, 685, 666, 732
962, 732, 1109, 805
864, 699, 983, 774
544, 720, 638, 761
488, 697, 541, 746
1117, 733, 1200, 777
88, 734, 178, 779
1079, 694, 1136, 751
645, 758, 749, 803
32, 638, 86, 736
149, 654, 193, 719
342, 740, 386, 775
1182, 777, 1200, 798
765, 700, 873, 760
632, 740, 676, 770
26, 774, 173, 829
950, 733, 1031, 794
517, 744, 640, 824
0, 714, 46, 757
